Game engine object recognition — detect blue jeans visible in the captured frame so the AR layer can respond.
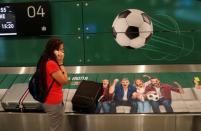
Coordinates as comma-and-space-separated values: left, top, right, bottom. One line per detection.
149, 98, 173, 113
110, 100, 138, 113
96, 101, 110, 113
137, 101, 151, 113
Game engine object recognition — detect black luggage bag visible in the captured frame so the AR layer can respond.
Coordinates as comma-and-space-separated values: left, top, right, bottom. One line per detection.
71, 80, 102, 113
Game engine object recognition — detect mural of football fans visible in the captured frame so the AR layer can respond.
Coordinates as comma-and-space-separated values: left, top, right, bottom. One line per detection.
95, 79, 113, 113
145, 77, 184, 113
109, 78, 138, 113
132, 74, 152, 113
194, 77, 201, 89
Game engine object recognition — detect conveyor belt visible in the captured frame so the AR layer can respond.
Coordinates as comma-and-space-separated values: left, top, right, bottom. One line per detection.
0, 113, 200, 131
0, 66, 201, 131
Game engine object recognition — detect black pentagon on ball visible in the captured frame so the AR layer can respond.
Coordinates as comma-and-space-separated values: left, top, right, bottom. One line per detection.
125, 26, 139, 39
118, 10, 131, 18
112, 27, 117, 38
142, 13, 151, 25
124, 46, 135, 49
145, 33, 153, 44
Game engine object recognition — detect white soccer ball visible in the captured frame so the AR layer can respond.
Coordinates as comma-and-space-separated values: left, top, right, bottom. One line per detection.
147, 93, 159, 101
112, 9, 153, 49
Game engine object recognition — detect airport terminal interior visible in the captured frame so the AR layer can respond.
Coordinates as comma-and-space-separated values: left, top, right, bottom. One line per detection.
0, 0, 201, 131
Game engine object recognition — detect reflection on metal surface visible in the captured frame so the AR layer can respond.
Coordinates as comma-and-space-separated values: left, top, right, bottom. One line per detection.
19, 67, 26, 74
138, 65, 146, 73
176, 114, 201, 131
75, 66, 81, 74
0, 64, 201, 74
0, 113, 201, 131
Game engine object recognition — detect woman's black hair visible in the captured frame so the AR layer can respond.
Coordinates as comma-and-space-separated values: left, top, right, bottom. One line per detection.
37, 37, 64, 91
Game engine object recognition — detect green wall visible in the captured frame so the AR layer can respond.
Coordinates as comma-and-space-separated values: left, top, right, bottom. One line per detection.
0, 0, 201, 66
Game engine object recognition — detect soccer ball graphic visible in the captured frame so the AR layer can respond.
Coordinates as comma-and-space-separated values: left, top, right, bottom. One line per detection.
112, 9, 153, 49
147, 93, 159, 101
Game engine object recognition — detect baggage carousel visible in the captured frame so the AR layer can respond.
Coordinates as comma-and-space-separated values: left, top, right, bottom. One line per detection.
0, 65, 201, 131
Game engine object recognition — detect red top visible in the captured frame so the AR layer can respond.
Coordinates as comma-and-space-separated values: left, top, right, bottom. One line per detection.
145, 83, 180, 100
45, 60, 63, 104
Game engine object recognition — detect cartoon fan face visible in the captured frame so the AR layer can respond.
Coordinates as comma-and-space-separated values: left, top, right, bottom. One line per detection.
147, 92, 159, 101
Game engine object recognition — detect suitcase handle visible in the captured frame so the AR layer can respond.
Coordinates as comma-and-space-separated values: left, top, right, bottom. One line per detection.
18, 87, 29, 112
75, 95, 94, 100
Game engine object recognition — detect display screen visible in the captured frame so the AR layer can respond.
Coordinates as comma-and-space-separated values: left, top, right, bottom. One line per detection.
0, 5, 16, 35
0, 2, 51, 36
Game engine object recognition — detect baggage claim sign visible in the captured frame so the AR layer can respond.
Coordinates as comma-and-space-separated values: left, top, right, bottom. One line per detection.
0, 2, 51, 36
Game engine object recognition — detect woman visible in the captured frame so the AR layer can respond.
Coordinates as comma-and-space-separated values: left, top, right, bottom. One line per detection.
38, 37, 69, 131
96, 79, 112, 113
